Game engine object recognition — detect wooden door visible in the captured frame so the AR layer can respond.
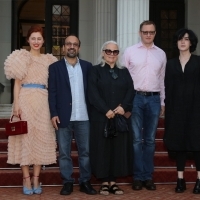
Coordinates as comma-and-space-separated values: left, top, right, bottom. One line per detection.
150, 0, 185, 59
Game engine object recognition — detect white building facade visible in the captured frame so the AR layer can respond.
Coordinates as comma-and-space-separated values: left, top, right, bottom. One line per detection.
0, 0, 200, 103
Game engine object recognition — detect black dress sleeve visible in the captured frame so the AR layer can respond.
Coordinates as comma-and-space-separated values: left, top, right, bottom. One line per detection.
120, 68, 134, 112
164, 59, 173, 106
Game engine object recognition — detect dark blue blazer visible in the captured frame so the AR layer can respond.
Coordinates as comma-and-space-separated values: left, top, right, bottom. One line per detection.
48, 58, 92, 128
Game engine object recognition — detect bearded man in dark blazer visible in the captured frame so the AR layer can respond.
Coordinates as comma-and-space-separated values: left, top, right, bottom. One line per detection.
48, 35, 97, 196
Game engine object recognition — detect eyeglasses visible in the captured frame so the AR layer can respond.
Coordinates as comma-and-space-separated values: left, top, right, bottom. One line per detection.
65, 42, 79, 48
109, 69, 118, 80
103, 49, 119, 56
141, 31, 156, 35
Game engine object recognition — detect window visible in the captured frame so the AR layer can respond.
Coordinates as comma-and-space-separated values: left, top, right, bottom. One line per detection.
45, 0, 78, 59
52, 5, 71, 60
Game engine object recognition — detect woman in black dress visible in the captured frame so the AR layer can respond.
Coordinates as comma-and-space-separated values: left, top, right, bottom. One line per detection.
164, 28, 200, 194
88, 41, 134, 195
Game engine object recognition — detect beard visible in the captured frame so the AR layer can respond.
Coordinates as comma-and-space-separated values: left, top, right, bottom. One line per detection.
66, 48, 77, 58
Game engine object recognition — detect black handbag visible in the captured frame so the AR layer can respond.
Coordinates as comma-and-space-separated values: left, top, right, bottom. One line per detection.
104, 118, 117, 138
114, 114, 129, 132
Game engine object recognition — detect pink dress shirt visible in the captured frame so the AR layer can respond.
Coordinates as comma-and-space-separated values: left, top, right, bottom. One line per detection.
123, 42, 166, 106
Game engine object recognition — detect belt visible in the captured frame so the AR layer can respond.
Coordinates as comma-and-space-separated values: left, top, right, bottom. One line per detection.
135, 91, 160, 96
22, 84, 46, 89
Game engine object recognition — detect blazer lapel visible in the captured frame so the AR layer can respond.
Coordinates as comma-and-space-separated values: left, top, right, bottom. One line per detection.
60, 58, 70, 87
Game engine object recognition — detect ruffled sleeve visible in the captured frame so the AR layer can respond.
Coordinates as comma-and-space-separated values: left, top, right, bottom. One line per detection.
46, 54, 58, 65
4, 49, 30, 80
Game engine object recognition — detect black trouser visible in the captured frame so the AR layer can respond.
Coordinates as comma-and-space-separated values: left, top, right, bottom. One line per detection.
176, 151, 200, 171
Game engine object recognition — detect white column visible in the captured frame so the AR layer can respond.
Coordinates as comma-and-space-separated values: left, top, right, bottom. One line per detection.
79, 0, 94, 62
117, 0, 149, 52
93, 0, 116, 64
185, 0, 200, 54
0, 0, 12, 103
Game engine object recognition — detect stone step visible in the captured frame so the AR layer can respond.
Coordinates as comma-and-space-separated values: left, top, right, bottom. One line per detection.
155, 140, 167, 151
0, 113, 11, 118
154, 153, 195, 167
0, 119, 9, 129
0, 139, 78, 152
0, 117, 165, 129
0, 129, 8, 139
157, 117, 164, 128
0, 128, 165, 141
0, 116, 170, 187
0, 139, 167, 152
0, 153, 75, 169
0, 168, 196, 186
156, 128, 164, 139
0, 104, 12, 111
0, 104, 12, 118
0, 152, 196, 169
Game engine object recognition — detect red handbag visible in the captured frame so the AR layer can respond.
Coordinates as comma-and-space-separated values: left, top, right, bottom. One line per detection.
5, 115, 28, 136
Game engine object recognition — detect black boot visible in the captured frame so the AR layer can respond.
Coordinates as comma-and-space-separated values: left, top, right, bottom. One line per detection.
175, 178, 186, 193
193, 179, 200, 194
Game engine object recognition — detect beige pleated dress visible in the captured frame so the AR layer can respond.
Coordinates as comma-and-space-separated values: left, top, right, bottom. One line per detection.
4, 49, 57, 166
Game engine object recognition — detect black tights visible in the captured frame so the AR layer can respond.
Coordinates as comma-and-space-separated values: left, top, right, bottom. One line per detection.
176, 151, 200, 171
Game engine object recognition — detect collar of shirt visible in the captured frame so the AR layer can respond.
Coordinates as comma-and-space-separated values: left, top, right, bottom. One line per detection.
137, 41, 157, 50
64, 57, 80, 67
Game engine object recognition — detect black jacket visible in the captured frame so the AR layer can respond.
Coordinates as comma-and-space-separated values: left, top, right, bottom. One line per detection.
88, 63, 134, 122
164, 55, 200, 151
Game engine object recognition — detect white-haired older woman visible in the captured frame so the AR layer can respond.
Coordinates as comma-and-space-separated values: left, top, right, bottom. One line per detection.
88, 40, 134, 195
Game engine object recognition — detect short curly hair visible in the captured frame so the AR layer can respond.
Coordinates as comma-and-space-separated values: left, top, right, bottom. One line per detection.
173, 28, 198, 52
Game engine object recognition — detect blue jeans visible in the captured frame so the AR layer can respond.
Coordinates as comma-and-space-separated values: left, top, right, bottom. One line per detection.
131, 94, 161, 181
56, 121, 91, 184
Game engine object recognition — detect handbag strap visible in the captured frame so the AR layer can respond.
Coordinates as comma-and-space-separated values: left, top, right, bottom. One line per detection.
10, 115, 21, 122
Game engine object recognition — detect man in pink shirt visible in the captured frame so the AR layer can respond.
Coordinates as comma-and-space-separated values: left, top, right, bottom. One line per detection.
123, 20, 166, 191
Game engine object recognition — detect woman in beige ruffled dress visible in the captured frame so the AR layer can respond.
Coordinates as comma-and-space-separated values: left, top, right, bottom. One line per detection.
4, 25, 57, 195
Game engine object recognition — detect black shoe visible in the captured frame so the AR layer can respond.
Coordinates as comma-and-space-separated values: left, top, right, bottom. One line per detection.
193, 179, 200, 194
60, 182, 73, 195
80, 181, 97, 195
175, 178, 186, 193
132, 180, 143, 190
143, 180, 156, 190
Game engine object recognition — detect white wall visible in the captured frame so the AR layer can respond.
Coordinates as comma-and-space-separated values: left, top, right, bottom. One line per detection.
0, 0, 95, 103
185, 0, 200, 55
0, 0, 200, 103
0, 0, 12, 103
78, 0, 94, 64
79, 0, 116, 65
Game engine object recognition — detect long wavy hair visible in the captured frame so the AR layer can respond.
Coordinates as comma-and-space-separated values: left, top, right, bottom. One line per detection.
97, 40, 124, 69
